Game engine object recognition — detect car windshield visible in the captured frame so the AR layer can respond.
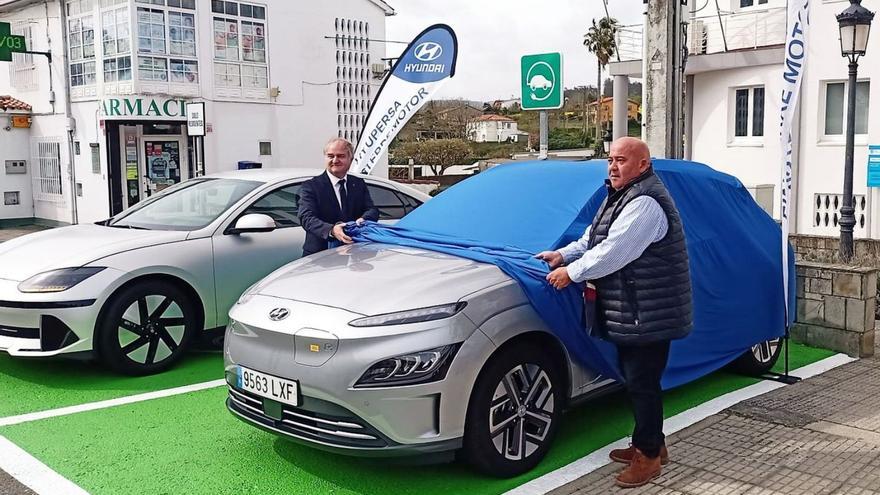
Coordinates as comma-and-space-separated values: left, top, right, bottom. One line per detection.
110, 178, 262, 231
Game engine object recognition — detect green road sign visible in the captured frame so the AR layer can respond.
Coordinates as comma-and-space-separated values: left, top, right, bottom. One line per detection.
521, 52, 563, 110
0, 21, 28, 62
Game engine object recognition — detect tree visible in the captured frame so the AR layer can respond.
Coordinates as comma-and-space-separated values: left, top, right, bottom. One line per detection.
397, 139, 472, 176
583, 17, 618, 147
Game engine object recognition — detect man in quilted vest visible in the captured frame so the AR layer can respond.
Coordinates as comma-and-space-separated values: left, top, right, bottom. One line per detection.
535, 137, 693, 488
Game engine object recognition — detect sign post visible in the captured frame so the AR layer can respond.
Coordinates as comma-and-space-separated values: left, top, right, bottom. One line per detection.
186, 102, 206, 177
521, 53, 563, 160
0, 22, 27, 62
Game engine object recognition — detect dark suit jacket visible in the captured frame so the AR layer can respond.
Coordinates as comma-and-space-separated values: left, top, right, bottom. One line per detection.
298, 172, 379, 256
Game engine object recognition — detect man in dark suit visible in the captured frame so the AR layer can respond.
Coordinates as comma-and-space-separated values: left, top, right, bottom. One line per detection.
298, 138, 379, 256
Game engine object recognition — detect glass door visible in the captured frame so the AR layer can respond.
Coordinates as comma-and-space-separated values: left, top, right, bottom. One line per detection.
142, 138, 186, 197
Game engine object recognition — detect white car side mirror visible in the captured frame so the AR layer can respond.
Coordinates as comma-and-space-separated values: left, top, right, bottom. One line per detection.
230, 213, 276, 234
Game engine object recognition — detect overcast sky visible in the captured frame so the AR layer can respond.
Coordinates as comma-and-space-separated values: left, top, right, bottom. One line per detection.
385, 0, 645, 102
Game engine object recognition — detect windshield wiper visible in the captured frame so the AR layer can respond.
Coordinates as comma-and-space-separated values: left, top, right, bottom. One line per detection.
108, 224, 149, 230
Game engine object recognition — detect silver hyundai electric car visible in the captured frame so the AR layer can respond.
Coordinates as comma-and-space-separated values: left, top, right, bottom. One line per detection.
0, 169, 427, 375
224, 160, 785, 477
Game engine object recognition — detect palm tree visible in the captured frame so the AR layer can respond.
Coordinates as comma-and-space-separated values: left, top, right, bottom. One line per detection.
583, 17, 618, 149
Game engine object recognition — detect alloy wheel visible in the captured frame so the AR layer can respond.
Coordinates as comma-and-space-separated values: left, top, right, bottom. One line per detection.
488, 363, 555, 461
117, 295, 187, 365
751, 338, 781, 364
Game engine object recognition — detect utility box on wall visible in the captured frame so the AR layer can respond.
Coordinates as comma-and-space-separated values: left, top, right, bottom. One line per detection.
5, 160, 26, 174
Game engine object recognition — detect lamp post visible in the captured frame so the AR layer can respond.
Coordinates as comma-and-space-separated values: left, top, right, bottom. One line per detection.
603, 127, 613, 155
837, 0, 874, 262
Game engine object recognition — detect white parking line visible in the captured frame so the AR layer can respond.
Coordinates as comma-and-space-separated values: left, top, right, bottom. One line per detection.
0, 379, 226, 427
0, 435, 90, 495
503, 353, 857, 495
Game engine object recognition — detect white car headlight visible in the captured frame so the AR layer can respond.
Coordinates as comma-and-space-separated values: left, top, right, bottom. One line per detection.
18, 267, 106, 293
347, 302, 467, 327
354, 343, 462, 388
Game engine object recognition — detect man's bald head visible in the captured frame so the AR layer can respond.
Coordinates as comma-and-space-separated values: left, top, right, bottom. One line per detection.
606, 137, 652, 190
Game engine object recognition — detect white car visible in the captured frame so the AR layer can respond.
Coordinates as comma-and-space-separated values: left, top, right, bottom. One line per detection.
0, 169, 428, 375
528, 74, 552, 91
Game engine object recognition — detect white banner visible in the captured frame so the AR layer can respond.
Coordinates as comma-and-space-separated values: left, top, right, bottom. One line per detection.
780, 0, 810, 325
353, 24, 458, 175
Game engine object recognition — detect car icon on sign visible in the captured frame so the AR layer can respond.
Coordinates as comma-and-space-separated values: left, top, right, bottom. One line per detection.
528, 74, 553, 91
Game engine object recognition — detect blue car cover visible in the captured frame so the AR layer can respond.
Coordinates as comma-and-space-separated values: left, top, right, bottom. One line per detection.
349, 159, 794, 389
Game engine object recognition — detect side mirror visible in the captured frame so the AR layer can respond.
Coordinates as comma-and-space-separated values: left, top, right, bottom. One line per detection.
229, 213, 276, 234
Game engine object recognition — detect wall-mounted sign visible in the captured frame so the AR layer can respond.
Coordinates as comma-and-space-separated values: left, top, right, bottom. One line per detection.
100, 97, 188, 120
868, 145, 880, 187
10, 115, 30, 128
186, 101, 205, 136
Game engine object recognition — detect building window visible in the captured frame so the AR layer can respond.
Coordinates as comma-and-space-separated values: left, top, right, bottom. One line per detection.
170, 59, 198, 83
135, 0, 197, 83
138, 56, 168, 81
68, 9, 96, 87
212, 1, 268, 89
823, 81, 870, 136
259, 141, 271, 155
739, 0, 769, 7
9, 23, 36, 90
104, 56, 132, 81
31, 137, 64, 201
732, 86, 764, 139
101, 6, 131, 83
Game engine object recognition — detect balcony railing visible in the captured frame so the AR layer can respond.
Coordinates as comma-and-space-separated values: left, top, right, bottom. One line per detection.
613, 6, 786, 62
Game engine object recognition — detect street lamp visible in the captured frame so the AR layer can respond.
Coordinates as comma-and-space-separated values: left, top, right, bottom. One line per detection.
602, 128, 613, 155
837, 0, 874, 262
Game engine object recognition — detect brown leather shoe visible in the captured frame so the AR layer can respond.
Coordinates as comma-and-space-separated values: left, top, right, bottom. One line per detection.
609, 444, 669, 465
615, 448, 662, 488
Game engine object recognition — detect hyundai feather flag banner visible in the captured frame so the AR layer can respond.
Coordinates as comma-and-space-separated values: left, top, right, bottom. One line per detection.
354, 24, 458, 175
779, 0, 809, 325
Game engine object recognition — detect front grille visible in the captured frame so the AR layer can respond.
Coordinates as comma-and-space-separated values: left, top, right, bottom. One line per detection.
227, 386, 389, 448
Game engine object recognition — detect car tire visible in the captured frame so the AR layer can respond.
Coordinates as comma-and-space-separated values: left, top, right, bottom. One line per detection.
730, 338, 782, 376
462, 343, 564, 478
96, 281, 198, 375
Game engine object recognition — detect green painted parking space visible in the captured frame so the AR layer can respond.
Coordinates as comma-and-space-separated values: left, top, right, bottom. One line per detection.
1, 343, 833, 495
0, 352, 222, 418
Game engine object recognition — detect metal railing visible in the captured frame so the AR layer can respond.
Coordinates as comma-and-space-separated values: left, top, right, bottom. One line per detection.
612, 6, 786, 62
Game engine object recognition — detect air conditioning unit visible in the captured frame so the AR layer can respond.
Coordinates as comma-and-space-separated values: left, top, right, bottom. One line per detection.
690, 20, 708, 55
370, 63, 387, 79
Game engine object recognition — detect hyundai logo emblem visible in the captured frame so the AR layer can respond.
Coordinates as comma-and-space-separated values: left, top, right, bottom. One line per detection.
414, 42, 442, 62
268, 308, 289, 321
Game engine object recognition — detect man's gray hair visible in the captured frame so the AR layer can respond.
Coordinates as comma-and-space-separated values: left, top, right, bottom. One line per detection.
324, 137, 354, 157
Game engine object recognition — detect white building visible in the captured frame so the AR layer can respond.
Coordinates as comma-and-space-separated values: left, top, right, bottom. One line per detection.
0, 0, 393, 225
467, 114, 522, 143
609, 0, 880, 239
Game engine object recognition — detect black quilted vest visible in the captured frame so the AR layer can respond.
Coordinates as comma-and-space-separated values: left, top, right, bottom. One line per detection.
587, 169, 693, 345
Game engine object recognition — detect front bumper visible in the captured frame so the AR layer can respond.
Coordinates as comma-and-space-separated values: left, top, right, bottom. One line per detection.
224, 295, 496, 455
0, 270, 123, 357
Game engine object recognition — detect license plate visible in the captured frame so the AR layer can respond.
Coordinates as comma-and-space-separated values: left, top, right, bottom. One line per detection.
236, 366, 299, 407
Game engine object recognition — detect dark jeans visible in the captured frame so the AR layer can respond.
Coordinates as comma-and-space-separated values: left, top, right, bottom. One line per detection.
617, 340, 671, 459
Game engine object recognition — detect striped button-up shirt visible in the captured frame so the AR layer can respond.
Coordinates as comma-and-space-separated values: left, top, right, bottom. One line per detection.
558, 196, 668, 283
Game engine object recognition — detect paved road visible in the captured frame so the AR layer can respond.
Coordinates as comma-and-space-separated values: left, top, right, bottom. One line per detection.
0, 226, 48, 243
551, 337, 880, 495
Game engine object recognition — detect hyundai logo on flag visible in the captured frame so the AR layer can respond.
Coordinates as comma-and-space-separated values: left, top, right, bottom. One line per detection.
395, 26, 457, 84
268, 308, 290, 321
414, 42, 442, 61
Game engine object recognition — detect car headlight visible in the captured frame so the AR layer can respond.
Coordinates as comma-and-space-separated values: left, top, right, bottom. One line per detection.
354, 343, 462, 388
18, 267, 106, 293
348, 302, 467, 327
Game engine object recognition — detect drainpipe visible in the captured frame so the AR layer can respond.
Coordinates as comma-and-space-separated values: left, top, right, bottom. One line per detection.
58, 0, 78, 224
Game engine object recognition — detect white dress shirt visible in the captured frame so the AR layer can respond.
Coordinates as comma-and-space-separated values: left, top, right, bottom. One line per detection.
326, 170, 348, 210
558, 196, 669, 283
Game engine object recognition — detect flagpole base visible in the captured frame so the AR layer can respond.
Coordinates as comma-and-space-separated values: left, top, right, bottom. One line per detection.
759, 371, 802, 384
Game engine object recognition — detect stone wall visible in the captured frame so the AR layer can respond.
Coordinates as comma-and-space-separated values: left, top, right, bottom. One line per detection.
794, 261, 877, 357
790, 234, 880, 266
